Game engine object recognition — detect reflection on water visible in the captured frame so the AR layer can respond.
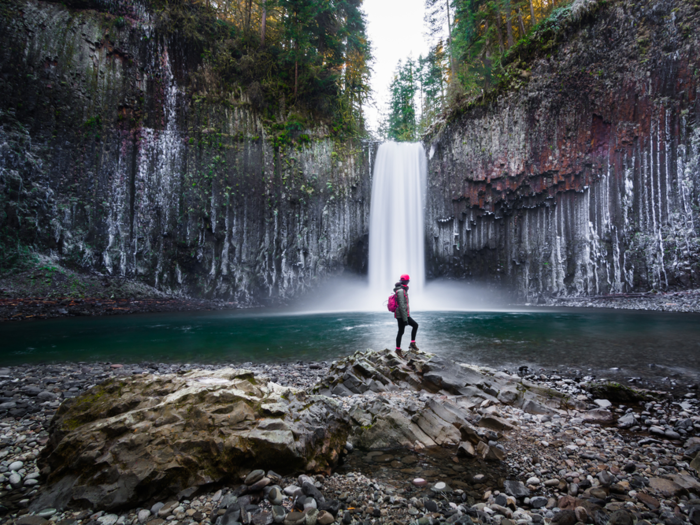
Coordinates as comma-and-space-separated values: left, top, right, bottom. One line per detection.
0, 308, 699, 382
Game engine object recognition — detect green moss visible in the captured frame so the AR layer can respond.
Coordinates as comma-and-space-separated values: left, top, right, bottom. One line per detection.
61, 417, 85, 432
588, 381, 657, 403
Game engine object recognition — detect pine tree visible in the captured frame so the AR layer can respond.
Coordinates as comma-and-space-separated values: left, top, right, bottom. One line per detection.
200, 0, 372, 134
417, 45, 447, 133
382, 59, 418, 142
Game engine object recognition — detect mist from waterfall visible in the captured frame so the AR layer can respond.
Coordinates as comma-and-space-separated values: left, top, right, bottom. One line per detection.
368, 142, 427, 300
289, 141, 511, 314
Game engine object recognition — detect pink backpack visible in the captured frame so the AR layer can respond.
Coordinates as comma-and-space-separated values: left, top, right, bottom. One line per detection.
387, 292, 398, 313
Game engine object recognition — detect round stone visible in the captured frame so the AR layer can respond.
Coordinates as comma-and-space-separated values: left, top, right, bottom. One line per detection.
530, 496, 548, 509
23, 478, 38, 486
268, 486, 284, 506
249, 477, 271, 492
9, 461, 24, 471
413, 478, 427, 487
527, 477, 541, 485
304, 507, 319, 525
433, 481, 447, 491
272, 505, 287, 524
97, 514, 119, 525
37, 509, 57, 518
158, 501, 178, 517
284, 485, 302, 497
245, 469, 266, 485
283, 510, 305, 525
9, 473, 22, 488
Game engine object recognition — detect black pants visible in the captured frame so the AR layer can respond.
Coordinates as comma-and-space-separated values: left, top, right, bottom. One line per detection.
396, 317, 418, 348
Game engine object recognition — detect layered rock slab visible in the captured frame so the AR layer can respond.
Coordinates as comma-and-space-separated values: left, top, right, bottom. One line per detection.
315, 348, 576, 455
33, 369, 350, 511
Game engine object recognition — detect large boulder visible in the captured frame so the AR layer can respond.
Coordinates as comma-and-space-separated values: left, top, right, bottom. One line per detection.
586, 381, 659, 403
316, 348, 580, 412
315, 349, 513, 452
33, 369, 350, 511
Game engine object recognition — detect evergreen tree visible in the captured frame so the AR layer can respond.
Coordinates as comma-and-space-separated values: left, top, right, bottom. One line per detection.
417, 45, 447, 132
337, 0, 373, 133
176, 0, 372, 135
382, 59, 418, 142
397, 0, 566, 136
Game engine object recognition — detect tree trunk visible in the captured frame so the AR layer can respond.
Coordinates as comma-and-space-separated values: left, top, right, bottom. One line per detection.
445, 0, 457, 81
294, 15, 299, 99
482, 20, 492, 91
494, 12, 504, 53
260, 0, 267, 47
529, 0, 536, 27
439, 56, 446, 107
505, 0, 514, 48
246, 0, 253, 34
518, 9, 526, 37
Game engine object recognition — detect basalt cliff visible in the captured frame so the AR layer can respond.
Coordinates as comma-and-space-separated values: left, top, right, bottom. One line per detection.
0, 0, 374, 306
426, 0, 700, 300
2, 0, 700, 305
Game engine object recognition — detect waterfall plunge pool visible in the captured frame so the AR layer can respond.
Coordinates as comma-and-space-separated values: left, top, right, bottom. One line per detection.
1, 308, 699, 384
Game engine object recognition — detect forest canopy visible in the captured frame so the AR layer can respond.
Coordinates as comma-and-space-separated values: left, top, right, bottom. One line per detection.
381, 0, 571, 141
135, 0, 373, 136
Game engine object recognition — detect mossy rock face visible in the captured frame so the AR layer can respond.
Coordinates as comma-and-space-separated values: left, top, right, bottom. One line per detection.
587, 381, 657, 403
33, 369, 350, 512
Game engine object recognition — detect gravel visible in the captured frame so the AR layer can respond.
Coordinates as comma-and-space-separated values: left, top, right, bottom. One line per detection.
1, 359, 699, 525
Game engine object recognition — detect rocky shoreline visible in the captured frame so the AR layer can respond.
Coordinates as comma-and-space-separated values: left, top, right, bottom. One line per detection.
2, 259, 700, 324
0, 351, 699, 525
0, 297, 238, 323
539, 290, 700, 314
0, 263, 240, 322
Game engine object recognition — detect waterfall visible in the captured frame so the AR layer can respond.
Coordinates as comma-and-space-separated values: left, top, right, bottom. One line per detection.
293, 140, 507, 314
368, 142, 427, 297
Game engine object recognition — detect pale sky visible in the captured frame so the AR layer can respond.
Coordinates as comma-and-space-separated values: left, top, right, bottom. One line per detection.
362, 0, 431, 136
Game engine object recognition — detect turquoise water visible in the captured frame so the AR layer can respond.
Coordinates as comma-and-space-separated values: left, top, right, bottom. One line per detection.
1, 308, 699, 380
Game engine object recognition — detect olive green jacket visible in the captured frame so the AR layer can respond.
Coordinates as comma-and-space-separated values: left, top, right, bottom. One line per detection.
393, 283, 410, 322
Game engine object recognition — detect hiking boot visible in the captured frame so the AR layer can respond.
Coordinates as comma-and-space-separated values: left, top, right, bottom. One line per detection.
409, 342, 419, 351
395, 349, 405, 359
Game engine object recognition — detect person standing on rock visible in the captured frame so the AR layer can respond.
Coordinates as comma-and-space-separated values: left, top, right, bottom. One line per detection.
394, 274, 419, 358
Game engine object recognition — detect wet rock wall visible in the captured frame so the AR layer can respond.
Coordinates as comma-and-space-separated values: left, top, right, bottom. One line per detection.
426, 0, 700, 300
0, 0, 375, 305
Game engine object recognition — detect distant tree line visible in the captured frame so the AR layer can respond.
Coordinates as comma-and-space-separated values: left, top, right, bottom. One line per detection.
380, 0, 565, 141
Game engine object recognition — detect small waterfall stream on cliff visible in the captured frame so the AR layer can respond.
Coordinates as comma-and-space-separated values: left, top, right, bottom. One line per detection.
368, 142, 427, 300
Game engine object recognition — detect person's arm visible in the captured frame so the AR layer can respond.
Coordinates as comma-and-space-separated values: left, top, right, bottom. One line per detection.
396, 289, 408, 322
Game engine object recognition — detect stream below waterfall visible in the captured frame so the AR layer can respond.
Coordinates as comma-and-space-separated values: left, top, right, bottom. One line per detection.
1, 308, 699, 384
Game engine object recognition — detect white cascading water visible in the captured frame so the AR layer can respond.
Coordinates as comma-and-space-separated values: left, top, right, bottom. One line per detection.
294, 141, 508, 313
368, 142, 427, 301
